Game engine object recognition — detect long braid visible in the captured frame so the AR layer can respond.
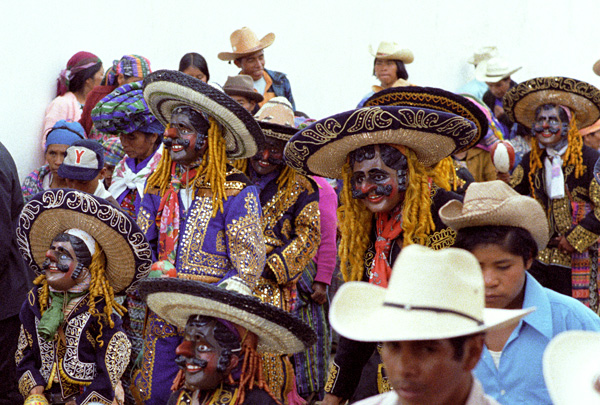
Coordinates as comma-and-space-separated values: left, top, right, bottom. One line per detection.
33, 274, 49, 314
231, 158, 247, 173
275, 166, 297, 205
144, 142, 173, 196
236, 342, 280, 405
199, 117, 228, 217
429, 156, 455, 191
401, 149, 435, 246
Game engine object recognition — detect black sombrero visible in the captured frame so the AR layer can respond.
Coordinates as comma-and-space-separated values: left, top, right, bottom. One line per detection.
16, 189, 152, 294
254, 96, 297, 142
143, 70, 265, 159
137, 277, 317, 354
284, 103, 483, 179
503, 77, 600, 129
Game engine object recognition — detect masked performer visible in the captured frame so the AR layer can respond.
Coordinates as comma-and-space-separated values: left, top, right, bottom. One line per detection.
15, 189, 152, 405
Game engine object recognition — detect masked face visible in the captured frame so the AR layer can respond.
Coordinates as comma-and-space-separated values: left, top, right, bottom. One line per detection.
175, 316, 239, 392
42, 238, 83, 291
533, 106, 568, 148
250, 138, 286, 176
351, 146, 407, 213
165, 113, 208, 166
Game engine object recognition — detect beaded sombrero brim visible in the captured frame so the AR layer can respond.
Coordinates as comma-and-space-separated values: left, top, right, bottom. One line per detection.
137, 277, 317, 354
16, 189, 152, 294
143, 70, 265, 159
284, 103, 483, 179
503, 77, 600, 129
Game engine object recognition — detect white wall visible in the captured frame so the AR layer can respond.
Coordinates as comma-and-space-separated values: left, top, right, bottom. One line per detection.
2, 0, 600, 182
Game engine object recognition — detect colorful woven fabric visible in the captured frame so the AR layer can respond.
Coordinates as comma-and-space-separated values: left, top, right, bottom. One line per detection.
56, 51, 101, 96
91, 81, 164, 135
21, 164, 51, 203
106, 54, 152, 86
571, 201, 600, 310
99, 136, 125, 166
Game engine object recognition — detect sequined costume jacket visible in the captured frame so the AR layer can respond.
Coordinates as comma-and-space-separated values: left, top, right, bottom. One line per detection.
167, 386, 278, 405
16, 288, 131, 405
253, 172, 321, 311
137, 166, 266, 288
325, 185, 462, 401
511, 145, 600, 267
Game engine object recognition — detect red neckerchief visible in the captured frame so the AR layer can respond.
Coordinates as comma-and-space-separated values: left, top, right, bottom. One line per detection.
370, 204, 403, 287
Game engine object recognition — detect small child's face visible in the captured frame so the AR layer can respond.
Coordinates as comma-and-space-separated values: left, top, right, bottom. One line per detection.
470, 243, 531, 310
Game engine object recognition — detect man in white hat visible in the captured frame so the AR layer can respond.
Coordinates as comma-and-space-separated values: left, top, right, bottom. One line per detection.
329, 244, 532, 405
440, 180, 600, 404
477, 56, 521, 136
218, 27, 295, 110
457, 46, 498, 100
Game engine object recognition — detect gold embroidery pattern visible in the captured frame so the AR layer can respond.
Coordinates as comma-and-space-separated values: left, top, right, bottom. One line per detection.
510, 165, 524, 188
564, 165, 575, 178
377, 363, 392, 393
537, 247, 571, 267
567, 225, 600, 253
426, 227, 457, 250
86, 330, 96, 347
552, 197, 572, 235
571, 186, 588, 202
105, 331, 131, 389
281, 219, 292, 240
18, 370, 36, 398
261, 176, 312, 231
137, 207, 154, 234
80, 392, 112, 405
215, 230, 226, 253
226, 192, 265, 289
590, 181, 600, 222
63, 312, 96, 381
15, 325, 30, 366
324, 362, 340, 393
253, 278, 284, 309
35, 317, 55, 382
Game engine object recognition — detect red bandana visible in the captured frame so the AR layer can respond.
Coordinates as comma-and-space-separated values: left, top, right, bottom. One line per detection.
370, 205, 403, 287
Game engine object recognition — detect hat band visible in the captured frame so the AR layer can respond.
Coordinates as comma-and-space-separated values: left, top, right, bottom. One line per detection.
383, 302, 484, 325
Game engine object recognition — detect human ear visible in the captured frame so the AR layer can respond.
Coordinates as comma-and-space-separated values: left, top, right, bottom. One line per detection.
117, 74, 126, 86
463, 334, 485, 371
226, 354, 239, 374
234, 60, 242, 69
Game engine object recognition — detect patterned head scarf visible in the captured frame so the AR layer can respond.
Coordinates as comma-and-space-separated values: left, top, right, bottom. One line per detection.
56, 51, 101, 96
100, 137, 126, 166
91, 81, 165, 135
105, 54, 152, 86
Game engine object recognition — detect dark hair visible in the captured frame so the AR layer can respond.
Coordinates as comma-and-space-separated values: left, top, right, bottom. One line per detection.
372, 59, 409, 81
179, 52, 210, 81
453, 225, 538, 264
535, 103, 569, 122
448, 333, 483, 360
53, 232, 93, 268
348, 144, 407, 171
171, 106, 210, 134
69, 62, 103, 93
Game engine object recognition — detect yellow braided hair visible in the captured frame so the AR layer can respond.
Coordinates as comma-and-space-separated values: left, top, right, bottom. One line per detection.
527, 114, 585, 199
275, 165, 298, 205
33, 274, 49, 315
144, 129, 173, 196
429, 156, 456, 191
231, 158, 248, 173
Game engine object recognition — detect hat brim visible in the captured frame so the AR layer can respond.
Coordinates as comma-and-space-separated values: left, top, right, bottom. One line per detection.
218, 33, 275, 61
224, 88, 264, 102
543, 331, 600, 405
137, 277, 316, 354
475, 66, 521, 83
259, 122, 297, 142
57, 165, 101, 181
330, 282, 534, 342
504, 77, 600, 129
369, 45, 414, 64
284, 104, 481, 179
438, 196, 550, 251
143, 70, 264, 160
16, 189, 152, 294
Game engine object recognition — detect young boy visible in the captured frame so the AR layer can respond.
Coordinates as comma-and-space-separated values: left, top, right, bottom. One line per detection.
439, 180, 600, 404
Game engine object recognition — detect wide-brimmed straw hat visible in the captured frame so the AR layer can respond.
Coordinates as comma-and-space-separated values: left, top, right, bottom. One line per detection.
218, 27, 275, 61
439, 180, 549, 250
369, 41, 414, 64
137, 277, 316, 354
503, 76, 600, 129
254, 96, 296, 142
330, 244, 534, 342
285, 87, 486, 178
468, 46, 498, 66
593, 59, 600, 77
223, 75, 264, 102
16, 189, 152, 294
475, 56, 521, 83
143, 70, 264, 159
543, 331, 600, 405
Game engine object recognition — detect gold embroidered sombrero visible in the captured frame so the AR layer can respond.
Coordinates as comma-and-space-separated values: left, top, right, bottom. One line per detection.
503, 76, 600, 129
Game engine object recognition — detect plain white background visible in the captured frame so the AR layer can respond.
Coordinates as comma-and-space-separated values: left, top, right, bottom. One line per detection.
2, 0, 600, 181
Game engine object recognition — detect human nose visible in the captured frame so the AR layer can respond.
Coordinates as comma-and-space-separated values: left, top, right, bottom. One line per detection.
261, 149, 270, 160
396, 349, 420, 377
165, 126, 178, 139
360, 178, 376, 194
482, 269, 499, 289
176, 340, 194, 357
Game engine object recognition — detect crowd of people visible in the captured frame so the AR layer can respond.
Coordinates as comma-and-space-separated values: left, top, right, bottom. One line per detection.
2, 26, 600, 405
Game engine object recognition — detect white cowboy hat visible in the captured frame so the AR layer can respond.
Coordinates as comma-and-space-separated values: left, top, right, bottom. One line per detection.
439, 180, 550, 251
475, 56, 521, 83
543, 331, 600, 405
468, 46, 498, 66
369, 41, 414, 64
218, 27, 275, 61
329, 244, 534, 342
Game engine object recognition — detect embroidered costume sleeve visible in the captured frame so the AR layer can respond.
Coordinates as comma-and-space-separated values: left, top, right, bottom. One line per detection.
325, 337, 377, 399
261, 175, 321, 285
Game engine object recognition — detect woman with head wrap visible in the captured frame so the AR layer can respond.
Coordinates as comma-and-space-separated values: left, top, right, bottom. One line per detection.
42, 52, 103, 149
22, 120, 85, 202
80, 54, 152, 138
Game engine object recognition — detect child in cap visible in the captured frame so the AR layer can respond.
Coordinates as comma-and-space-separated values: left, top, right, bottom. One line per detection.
439, 180, 600, 404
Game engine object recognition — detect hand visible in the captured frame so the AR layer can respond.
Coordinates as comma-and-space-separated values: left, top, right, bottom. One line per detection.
496, 171, 511, 184
321, 393, 345, 405
557, 235, 576, 254
310, 281, 328, 305
29, 386, 44, 396
494, 105, 505, 118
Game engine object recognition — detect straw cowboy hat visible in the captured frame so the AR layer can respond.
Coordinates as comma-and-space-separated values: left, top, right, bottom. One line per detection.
329, 244, 534, 342
543, 331, 600, 405
137, 277, 316, 354
254, 96, 296, 141
218, 27, 275, 61
143, 70, 265, 160
222, 75, 264, 102
16, 189, 152, 294
475, 56, 521, 83
468, 46, 499, 66
284, 86, 487, 179
439, 180, 550, 251
369, 41, 414, 64
503, 76, 600, 129
593, 58, 600, 77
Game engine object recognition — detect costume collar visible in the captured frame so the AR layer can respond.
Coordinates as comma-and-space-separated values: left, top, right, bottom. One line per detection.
520, 272, 553, 340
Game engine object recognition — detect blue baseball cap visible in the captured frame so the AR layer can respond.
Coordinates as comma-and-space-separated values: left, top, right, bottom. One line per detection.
58, 139, 105, 181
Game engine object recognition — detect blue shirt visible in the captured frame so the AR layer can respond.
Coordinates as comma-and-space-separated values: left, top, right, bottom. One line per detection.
474, 273, 600, 404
